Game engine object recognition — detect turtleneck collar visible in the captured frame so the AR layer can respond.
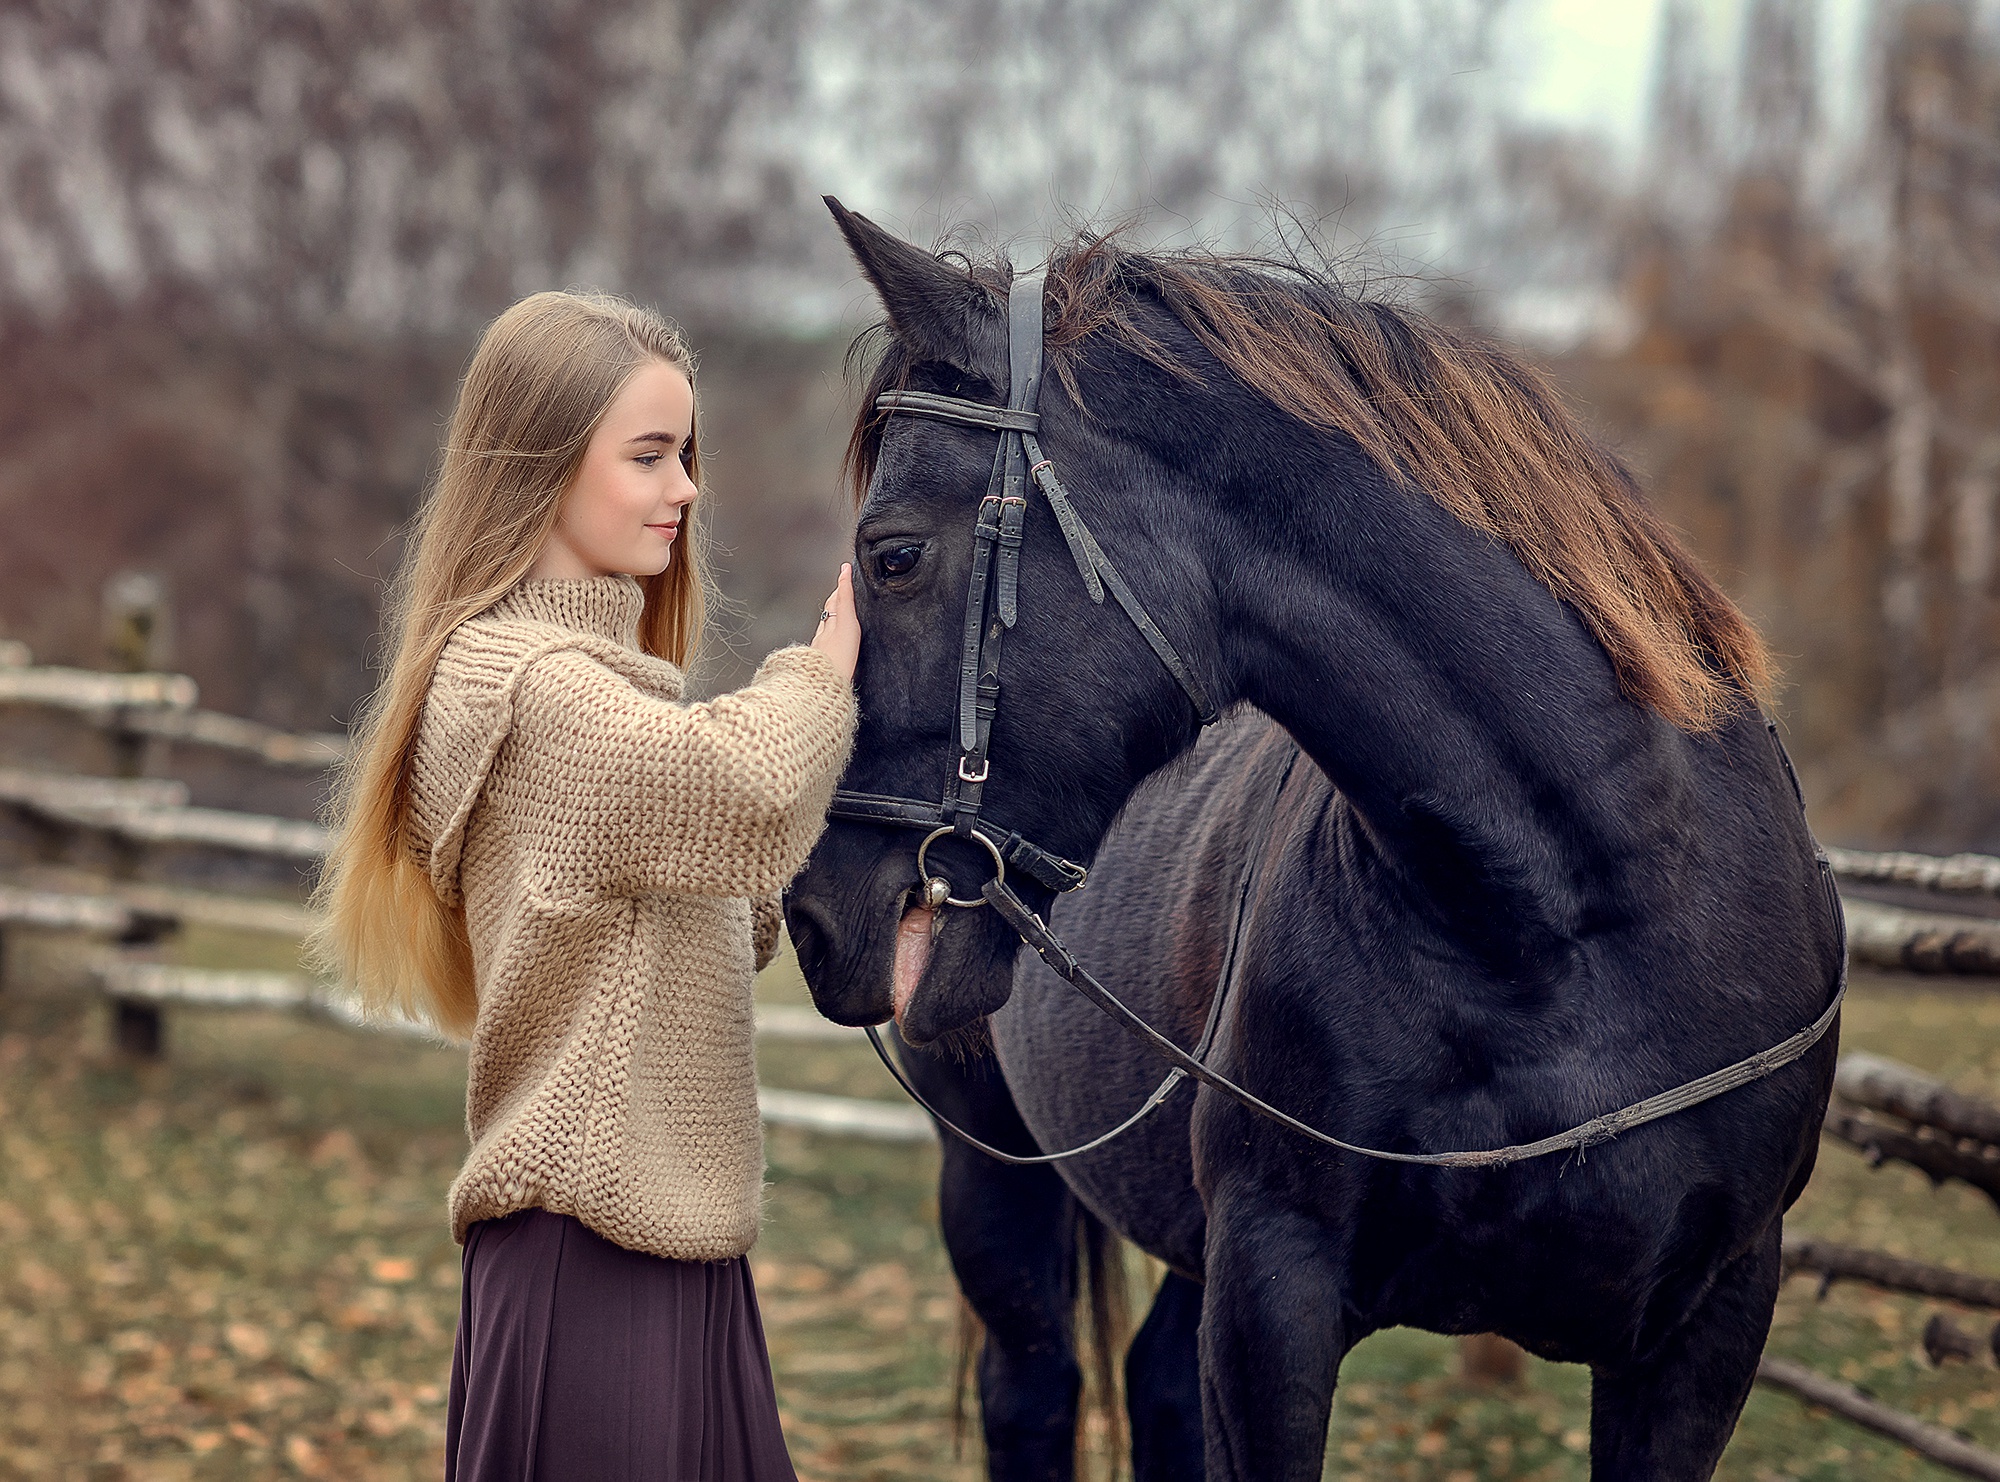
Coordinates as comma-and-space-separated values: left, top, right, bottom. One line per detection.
489, 574, 646, 649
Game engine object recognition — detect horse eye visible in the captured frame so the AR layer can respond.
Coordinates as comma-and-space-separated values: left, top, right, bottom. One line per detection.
877, 544, 923, 579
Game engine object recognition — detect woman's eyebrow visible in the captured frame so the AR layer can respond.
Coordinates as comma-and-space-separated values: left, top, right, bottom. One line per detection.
624, 430, 682, 445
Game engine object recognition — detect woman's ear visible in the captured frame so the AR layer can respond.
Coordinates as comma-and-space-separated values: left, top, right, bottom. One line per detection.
825, 196, 1008, 381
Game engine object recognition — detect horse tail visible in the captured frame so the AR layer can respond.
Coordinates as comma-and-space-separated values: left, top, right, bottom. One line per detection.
1074, 1200, 1130, 1479
950, 1295, 982, 1460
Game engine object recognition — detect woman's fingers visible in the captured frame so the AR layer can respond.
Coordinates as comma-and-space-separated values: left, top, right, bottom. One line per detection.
809, 564, 861, 681
815, 563, 852, 622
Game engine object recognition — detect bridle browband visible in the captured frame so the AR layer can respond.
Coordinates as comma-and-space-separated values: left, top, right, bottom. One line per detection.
826, 271, 1218, 907
827, 269, 1847, 1171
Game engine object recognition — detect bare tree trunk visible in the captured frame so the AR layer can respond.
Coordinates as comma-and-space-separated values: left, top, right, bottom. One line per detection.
243, 378, 296, 728
1948, 447, 2000, 806
1880, 337, 1934, 716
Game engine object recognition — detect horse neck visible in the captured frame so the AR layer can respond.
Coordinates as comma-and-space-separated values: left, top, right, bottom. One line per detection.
1210, 453, 1705, 972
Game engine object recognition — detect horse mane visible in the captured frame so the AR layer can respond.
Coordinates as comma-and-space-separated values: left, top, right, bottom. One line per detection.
846, 235, 1773, 733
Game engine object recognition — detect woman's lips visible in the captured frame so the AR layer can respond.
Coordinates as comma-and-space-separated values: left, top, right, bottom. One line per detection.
646, 523, 679, 540
891, 907, 937, 1025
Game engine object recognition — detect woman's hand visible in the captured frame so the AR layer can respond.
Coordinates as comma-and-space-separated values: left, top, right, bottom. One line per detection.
810, 563, 861, 682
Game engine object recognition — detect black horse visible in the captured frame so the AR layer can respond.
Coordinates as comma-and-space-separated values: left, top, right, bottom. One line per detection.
784, 202, 1845, 1481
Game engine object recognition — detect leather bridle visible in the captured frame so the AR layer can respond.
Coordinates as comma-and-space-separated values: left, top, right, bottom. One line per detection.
824, 268, 1848, 1171
825, 271, 1218, 913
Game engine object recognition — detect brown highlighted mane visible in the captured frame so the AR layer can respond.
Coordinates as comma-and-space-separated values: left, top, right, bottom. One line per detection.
849, 238, 1772, 732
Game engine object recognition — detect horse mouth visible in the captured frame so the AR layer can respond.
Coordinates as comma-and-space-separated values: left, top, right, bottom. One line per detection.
891, 905, 938, 1025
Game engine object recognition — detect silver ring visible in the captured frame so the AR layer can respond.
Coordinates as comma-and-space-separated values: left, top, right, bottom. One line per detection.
819, 609, 833, 622
914, 825, 1005, 909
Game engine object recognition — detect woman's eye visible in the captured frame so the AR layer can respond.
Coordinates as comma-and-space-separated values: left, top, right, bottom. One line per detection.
876, 544, 923, 579
635, 452, 662, 468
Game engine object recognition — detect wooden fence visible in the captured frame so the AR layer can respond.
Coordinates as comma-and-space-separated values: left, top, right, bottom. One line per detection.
1760, 1042, 2000, 1478
6, 590, 2000, 1469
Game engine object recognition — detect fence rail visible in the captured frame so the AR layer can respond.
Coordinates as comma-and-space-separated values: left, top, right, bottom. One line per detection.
0, 647, 346, 764
115, 705, 347, 768
82, 958, 935, 1142
1827, 844, 2000, 898
1845, 898, 2000, 975
1783, 1237, 2000, 1309
1836, 1052, 2000, 1144
0, 665, 198, 712
1757, 1357, 2000, 1482
0, 882, 160, 937
0, 766, 328, 860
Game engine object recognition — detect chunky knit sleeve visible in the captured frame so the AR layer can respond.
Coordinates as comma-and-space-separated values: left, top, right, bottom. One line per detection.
751, 892, 786, 973
502, 644, 856, 900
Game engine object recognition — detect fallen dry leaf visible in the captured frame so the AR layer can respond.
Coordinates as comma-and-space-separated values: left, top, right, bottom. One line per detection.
225, 1323, 272, 1362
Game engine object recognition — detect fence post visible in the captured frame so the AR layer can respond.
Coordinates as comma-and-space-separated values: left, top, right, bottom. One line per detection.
103, 571, 169, 778
102, 571, 168, 1056
111, 997, 164, 1057
1459, 1333, 1526, 1385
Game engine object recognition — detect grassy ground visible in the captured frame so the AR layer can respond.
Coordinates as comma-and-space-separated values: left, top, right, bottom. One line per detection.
3, 918, 1999, 1480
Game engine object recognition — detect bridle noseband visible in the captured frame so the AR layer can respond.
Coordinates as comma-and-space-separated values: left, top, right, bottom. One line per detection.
826, 270, 1219, 913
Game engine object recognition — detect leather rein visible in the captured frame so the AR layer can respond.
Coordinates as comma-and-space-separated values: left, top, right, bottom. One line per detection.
829, 271, 1848, 1170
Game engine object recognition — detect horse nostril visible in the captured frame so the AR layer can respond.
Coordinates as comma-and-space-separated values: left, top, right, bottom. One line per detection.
783, 897, 833, 986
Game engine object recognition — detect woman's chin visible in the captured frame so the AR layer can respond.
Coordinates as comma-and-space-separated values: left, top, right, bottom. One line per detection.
615, 548, 673, 578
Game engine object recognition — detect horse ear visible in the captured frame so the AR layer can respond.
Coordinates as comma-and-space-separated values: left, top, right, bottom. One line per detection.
824, 196, 1003, 374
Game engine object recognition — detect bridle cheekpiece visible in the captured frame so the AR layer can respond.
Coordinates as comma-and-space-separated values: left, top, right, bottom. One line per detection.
825, 270, 1219, 911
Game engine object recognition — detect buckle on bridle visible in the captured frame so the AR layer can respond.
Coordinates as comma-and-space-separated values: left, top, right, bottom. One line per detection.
957, 756, 990, 783
915, 824, 1006, 909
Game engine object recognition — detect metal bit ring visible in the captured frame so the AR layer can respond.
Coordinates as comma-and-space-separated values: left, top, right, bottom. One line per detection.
915, 826, 1006, 909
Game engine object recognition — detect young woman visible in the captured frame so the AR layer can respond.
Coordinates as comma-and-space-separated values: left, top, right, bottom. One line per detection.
313, 290, 859, 1480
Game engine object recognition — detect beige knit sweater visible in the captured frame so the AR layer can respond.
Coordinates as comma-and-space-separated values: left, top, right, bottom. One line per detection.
406, 574, 855, 1261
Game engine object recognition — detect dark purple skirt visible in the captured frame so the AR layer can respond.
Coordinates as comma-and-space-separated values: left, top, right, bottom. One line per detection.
445, 1208, 799, 1481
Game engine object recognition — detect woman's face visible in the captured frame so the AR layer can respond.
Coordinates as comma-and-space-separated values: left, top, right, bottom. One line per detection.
531, 359, 698, 580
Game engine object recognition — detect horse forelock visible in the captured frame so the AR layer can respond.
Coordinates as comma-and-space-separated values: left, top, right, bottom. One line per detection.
842, 232, 1773, 733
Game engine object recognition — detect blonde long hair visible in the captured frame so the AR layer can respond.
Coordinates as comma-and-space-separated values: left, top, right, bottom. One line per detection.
309, 290, 711, 1038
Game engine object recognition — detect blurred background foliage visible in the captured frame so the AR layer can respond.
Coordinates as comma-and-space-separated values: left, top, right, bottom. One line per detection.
0, 0, 1995, 847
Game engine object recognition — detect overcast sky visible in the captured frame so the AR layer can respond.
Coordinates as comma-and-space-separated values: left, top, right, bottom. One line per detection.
1502, 0, 1874, 167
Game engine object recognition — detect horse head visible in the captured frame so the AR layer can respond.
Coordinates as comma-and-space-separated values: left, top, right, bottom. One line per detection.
787, 198, 1778, 1047
784, 202, 1224, 1044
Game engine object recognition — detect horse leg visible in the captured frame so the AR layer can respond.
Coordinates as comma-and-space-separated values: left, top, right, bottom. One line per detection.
1587, 1223, 1782, 1481
902, 1035, 1084, 1481
1197, 1194, 1351, 1482
940, 1138, 1084, 1480
1126, 1270, 1204, 1482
